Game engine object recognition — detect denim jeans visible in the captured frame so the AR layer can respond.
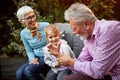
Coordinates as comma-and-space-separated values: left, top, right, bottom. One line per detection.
45, 69, 71, 80
16, 57, 50, 80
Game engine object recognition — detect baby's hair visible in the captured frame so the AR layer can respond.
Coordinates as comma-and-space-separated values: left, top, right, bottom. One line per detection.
44, 24, 60, 38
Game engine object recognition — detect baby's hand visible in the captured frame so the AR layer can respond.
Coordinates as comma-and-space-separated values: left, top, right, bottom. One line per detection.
47, 42, 61, 57
55, 61, 59, 67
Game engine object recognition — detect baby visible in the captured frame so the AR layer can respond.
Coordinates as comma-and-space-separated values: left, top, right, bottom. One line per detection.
43, 24, 76, 80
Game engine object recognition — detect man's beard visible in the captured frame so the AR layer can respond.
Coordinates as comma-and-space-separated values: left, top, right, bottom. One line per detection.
80, 33, 89, 40
76, 33, 88, 40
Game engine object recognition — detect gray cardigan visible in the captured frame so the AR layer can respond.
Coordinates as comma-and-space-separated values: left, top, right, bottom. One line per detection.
43, 39, 76, 73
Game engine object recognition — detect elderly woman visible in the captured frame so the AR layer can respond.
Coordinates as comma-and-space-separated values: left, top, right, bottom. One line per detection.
16, 6, 50, 80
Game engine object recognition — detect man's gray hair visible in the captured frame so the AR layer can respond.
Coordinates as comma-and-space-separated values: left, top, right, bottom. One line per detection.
17, 6, 33, 21
64, 3, 97, 24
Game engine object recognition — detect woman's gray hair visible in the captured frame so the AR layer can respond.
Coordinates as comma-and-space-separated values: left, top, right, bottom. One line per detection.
64, 3, 97, 24
17, 6, 33, 21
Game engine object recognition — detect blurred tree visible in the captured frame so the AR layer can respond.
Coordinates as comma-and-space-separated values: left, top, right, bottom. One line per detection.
113, 0, 120, 20
87, 0, 116, 19
0, 0, 117, 56
0, 0, 16, 51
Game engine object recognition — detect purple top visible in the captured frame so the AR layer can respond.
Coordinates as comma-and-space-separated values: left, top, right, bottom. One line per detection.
74, 19, 120, 80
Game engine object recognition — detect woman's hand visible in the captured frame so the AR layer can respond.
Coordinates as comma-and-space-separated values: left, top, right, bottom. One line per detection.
29, 58, 39, 65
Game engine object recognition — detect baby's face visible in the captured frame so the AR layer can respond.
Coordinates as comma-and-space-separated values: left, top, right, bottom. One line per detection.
47, 31, 60, 46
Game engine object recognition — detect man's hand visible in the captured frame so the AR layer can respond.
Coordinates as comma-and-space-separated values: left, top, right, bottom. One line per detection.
29, 58, 39, 65
57, 54, 75, 67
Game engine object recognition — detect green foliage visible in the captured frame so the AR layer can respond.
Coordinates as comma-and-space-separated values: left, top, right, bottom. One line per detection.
1, 42, 26, 56
0, 0, 116, 56
1, 19, 26, 56
0, 16, 11, 48
87, 0, 116, 19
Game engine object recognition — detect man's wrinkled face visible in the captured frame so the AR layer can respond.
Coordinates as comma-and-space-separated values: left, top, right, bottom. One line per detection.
69, 18, 89, 40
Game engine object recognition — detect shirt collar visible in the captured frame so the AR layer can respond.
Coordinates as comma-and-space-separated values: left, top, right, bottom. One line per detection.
91, 19, 105, 39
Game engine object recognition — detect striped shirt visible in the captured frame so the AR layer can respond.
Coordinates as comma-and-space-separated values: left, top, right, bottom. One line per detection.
74, 19, 120, 80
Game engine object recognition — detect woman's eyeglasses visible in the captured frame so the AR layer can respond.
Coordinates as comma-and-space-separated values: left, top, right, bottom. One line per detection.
22, 15, 36, 21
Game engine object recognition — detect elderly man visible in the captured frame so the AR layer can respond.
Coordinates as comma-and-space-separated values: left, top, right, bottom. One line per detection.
55, 3, 120, 80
